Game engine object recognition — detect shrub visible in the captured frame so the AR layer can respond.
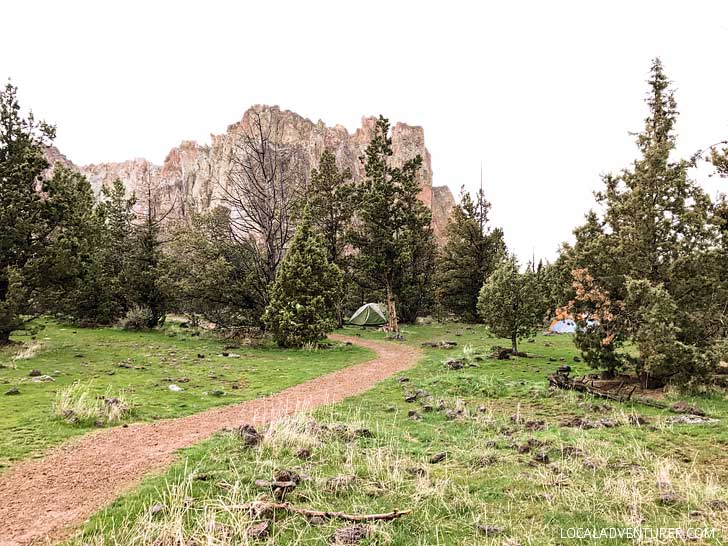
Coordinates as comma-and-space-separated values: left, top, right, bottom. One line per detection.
119, 305, 153, 330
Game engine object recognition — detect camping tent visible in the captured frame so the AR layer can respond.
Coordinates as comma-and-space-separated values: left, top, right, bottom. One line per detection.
548, 318, 576, 334
348, 303, 387, 326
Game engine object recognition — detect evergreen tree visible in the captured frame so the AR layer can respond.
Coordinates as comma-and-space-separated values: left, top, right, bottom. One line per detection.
436, 186, 505, 321
168, 207, 261, 327
62, 179, 136, 324
263, 211, 343, 347
305, 149, 356, 326
349, 116, 431, 334
0, 83, 96, 342
125, 182, 172, 328
476, 256, 544, 353
568, 59, 722, 384
395, 226, 438, 323
306, 149, 355, 265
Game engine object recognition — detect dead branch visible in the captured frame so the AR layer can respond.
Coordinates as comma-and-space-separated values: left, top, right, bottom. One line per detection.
233, 501, 411, 522
254, 479, 297, 490
548, 372, 669, 410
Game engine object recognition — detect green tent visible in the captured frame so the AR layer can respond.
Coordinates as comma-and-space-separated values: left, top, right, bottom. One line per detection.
348, 303, 387, 326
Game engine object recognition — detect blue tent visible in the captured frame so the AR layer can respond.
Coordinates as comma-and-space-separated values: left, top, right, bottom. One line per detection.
548, 318, 576, 334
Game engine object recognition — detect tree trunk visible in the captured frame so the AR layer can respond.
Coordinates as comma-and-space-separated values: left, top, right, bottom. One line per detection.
511, 333, 518, 354
386, 282, 398, 334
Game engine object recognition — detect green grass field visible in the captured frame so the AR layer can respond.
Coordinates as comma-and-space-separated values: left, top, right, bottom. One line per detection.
0, 321, 372, 468
66, 324, 728, 545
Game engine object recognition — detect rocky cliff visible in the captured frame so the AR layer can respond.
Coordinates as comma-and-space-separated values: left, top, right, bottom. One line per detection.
64, 106, 454, 239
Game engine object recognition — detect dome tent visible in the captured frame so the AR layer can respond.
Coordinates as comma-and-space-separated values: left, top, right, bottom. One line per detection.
548, 318, 577, 334
348, 303, 387, 326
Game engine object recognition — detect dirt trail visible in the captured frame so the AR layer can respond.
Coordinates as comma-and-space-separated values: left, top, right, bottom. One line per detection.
0, 335, 419, 546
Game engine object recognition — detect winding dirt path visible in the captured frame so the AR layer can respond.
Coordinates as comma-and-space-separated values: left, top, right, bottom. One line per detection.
0, 335, 419, 546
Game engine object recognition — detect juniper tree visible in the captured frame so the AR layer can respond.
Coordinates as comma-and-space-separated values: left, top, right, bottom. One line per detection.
348, 116, 432, 333
0, 83, 96, 342
567, 59, 722, 384
60, 179, 136, 324
436, 186, 505, 321
167, 207, 260, 328
125, 178, 173, 328
476, 256, 544, 353
304, 150, 356, 326
263, 210, 342, 347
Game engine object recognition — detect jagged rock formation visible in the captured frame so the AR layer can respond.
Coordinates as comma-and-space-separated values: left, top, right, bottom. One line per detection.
58, 106, 454, 239
432, 186, 456, 238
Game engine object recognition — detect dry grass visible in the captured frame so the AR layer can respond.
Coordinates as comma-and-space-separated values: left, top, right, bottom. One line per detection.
53, 383, 132, 425
11, 341, 43, 362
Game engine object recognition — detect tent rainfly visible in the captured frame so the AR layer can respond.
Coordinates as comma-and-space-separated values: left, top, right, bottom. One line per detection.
548, 318, 577, 334
348, 303, 387, 326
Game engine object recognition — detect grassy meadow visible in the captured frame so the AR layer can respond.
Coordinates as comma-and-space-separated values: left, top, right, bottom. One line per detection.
64, 324, 728, 545
0, 321, 372, 469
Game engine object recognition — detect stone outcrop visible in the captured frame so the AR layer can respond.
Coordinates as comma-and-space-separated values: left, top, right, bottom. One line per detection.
58, 105, 454, 240
431, 185, 456, 240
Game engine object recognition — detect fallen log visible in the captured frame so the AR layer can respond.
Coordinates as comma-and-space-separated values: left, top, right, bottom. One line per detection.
233, 501, 411, 522
254, 479, 298, 490
547, 372, 670, 411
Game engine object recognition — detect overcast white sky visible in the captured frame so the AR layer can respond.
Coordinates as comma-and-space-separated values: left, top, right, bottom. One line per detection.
2, 0, 727, 262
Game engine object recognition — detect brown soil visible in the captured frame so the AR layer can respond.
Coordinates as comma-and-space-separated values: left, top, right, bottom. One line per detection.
0, 334, 419, 546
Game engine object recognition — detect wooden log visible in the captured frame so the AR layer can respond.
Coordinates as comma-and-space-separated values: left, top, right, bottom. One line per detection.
233, 501, 412, 522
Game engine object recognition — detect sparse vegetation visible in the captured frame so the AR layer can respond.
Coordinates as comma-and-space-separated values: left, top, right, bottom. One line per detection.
66, 326, 728, 545
53, 383, 132, 425
0, 320, 372, 468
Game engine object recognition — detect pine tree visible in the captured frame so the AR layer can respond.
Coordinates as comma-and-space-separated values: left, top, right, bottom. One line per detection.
349, 116, 431, 334
436, 186, 505, 321
263, 211, 343, 347
476, 257, 544, 353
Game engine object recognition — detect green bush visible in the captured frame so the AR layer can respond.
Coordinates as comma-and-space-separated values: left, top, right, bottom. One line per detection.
263, 212, 342, 348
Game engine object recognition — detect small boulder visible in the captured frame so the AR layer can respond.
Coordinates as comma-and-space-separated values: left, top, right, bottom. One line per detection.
296, 448, 312, 460
444, 358, 464, 370
429, 452, 447, 464
149, 503, 166, 516
476, 524, 505, 536
4, 387, 20, 396
246, 520, 270, 540
274, 469, 301, 484
671, 402, 705, 416
331, 524, 370, 545
532, 451, 550, 464
237, 424, 263, 447
326, 474, 356, 493
28, 369, 42, 377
